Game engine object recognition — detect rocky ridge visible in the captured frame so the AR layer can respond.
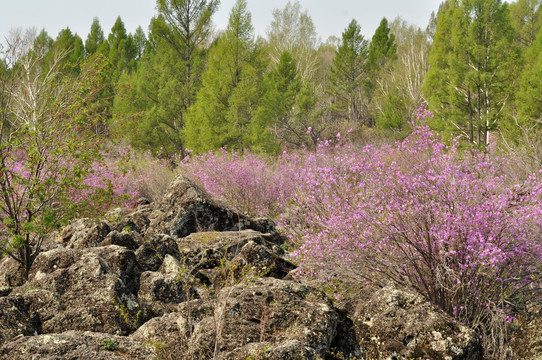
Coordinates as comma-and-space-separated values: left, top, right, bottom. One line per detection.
0, 175, 518, 359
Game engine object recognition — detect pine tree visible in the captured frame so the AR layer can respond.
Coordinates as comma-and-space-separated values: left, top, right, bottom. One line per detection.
51, 28, 85, 70
85, 17, 105, 56
115, 0, 218, 157
107, 17, 137, 80
517, 25, 542, 121
152, 0, 219, 108
422, 0, 457, 132
132, 26, 147, 59
327, 19, 369, 127
250, 51, 300, 152
185, 0, 266, 152
113, 36, 188, 156
365, 17, 397, 98
509, 0, 542, 47
507, 25, 542, 163
423, 0, 518, 145
33, 29, 53, 57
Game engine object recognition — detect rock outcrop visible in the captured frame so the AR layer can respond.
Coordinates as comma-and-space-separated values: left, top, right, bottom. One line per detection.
511, 313, 542, 360
0, 175, 485, 359
1, 331, 156, 359
346, 284, 482, 360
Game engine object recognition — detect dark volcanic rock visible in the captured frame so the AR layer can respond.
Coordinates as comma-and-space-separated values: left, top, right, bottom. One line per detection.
145, 175, 283, 243
61, 219, 111, 249
108, 206, 152, 235
177, 230, 296, 291
138, 255, 198, 314
11, 246, 151, 336
133, 278, 357, 360
0, 295, 39, 346
135, 234, 180, 272
188, 277, 350, 359
101, 230, 141, 251
0, 257, 25, 291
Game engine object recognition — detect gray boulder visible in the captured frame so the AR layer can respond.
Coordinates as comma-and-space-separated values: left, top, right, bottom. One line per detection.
188, 277, 351, 359
348, 283, 483, 360
145, 175, 282, 243
10, 245, 151, 336
0, 330, 155, 359
133, 277, 357, 360
60, 219, 111, 249
177, 230, 296, 291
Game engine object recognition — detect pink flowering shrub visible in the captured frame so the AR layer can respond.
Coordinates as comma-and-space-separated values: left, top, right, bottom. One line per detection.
100, 146, 177, 205
181, 106, 542, 358
180, 148, 298, 218
1, 146, 174, 232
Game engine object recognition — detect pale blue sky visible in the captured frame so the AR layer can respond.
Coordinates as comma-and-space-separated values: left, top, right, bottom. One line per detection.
1, 0, 443, 44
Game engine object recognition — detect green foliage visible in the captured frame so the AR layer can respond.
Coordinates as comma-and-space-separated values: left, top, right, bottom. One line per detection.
509, 0, 542, 47
0, 36, 108, 277
517, 25, 542, 121
107, 16, 137, 80
367, 17, 397, 70
424, 0, 518, 145
113, 39, 192, 157
375, 92, 408, 132
50, 28, 85, 74
365, 17, 397, 97
328, 19, 369, 127
85, 17, 106, 56
503, 24, 542, 164
248, 47, 321, 151
185, 0, 267, 152
250, 51, 299, 153
153, 0, 218, 63
132, 26, 147, 59
422, 1, 456, 130
101, 339, 118, 351
151, 0, 219, 109
113, 0, 218, 158
33, 30, 53, 57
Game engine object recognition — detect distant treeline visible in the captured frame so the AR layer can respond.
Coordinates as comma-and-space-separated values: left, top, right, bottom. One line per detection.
3, 0, 542, 159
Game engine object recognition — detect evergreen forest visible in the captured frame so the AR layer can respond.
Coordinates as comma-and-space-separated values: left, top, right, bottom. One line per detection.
2, 0, 540, 159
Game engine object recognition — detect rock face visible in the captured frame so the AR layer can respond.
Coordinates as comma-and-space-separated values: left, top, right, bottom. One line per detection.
146, 176, 280, 242
512, 314, 542, 360
0, 175, 485, 359
0, 295, 40, 345
133, 278, 352, 359
14, 245, 151, 336
347, 284, 483, 360
1, 331, 155, 359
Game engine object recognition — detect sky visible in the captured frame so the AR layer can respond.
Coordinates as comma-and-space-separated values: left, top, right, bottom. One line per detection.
1, 0, 443, 45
